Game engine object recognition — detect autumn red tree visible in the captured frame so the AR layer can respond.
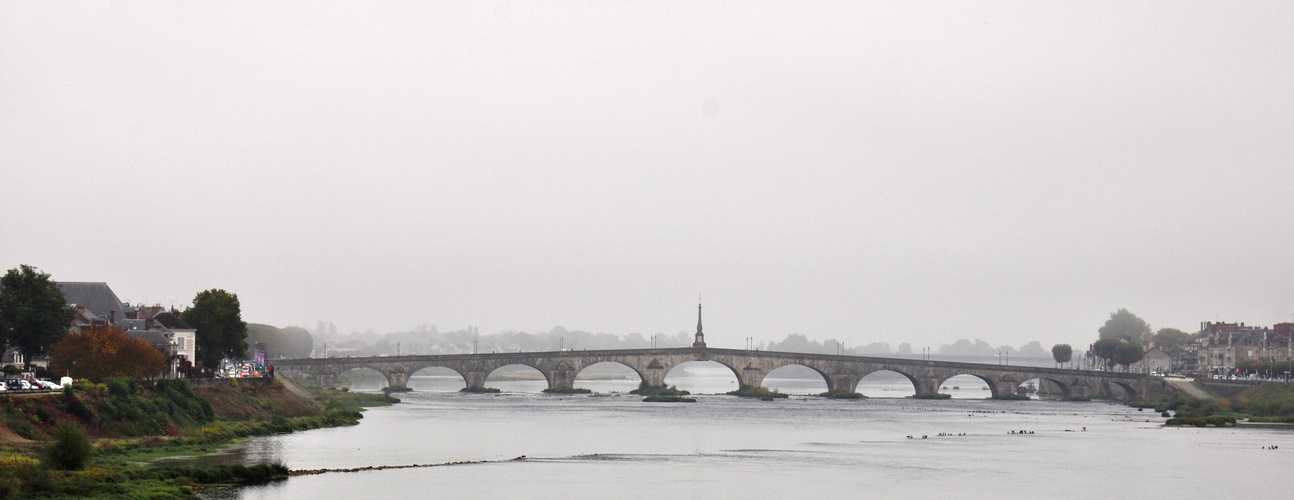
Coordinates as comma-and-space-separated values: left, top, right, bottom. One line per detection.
48, 325, 168, 381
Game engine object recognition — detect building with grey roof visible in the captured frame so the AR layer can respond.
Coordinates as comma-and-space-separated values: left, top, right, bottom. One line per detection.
56, 281, 127, 328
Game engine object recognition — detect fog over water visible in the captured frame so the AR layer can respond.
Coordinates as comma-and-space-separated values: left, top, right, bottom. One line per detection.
3, 2, 1293, 349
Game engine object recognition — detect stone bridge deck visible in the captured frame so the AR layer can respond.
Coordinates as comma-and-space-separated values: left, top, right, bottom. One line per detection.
273, 347, 1163, 400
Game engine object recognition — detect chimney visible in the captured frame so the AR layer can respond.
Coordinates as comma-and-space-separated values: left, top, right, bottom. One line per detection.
110, 310, 115, 324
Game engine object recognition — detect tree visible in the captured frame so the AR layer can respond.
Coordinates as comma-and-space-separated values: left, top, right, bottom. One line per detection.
1114, 342, 1145, 371
1091, 338, 1124, 371
181, 289, 248, 372
1150, 328, 1192, 349
48, 325, 168, 381
246, 324, 314, 359
1098, 308, 1152, 343
0, 265, 73, 370
1018, 341, 1047, 357
1051, 344, 1073, 368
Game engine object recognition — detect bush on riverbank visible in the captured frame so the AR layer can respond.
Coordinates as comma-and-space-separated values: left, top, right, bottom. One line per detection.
459, 386, 502, 394
726, 386, 788, 399
819, 390, 866, 400
1166, 415, 1236, 427
642, 395, 696, 403
43, 423, 91, 471
911, 393, 952, 400
630, 385, 689, 397
542, 386, 592, 394
994, 394, 1030, 401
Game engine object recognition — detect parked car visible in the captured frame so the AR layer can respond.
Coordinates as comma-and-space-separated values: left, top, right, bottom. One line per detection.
37, 380, 60, 390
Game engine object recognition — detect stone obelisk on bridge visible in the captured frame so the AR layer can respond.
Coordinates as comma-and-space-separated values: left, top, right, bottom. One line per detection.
692, 300, 706, 348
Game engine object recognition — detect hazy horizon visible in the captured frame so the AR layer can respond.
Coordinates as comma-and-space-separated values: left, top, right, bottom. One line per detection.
4, 2, 1291, 350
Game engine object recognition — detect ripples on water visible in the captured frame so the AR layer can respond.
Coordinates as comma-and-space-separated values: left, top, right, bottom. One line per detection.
203, 374, 1294, 500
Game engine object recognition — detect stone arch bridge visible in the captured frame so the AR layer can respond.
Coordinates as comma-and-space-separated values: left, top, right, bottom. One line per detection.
273, 347, 1164, 400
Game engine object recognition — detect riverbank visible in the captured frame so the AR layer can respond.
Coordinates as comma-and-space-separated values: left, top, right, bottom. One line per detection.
1134, 381, 1294, 426
0, 378, 396, 499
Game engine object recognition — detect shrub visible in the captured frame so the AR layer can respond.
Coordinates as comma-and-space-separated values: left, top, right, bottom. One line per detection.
630, 385, 689, 396
726, 386, 789, 399
819, 390, 866, 400
44, 422, 93, 471
542, 386, 592, 394
62, 387, 95, 422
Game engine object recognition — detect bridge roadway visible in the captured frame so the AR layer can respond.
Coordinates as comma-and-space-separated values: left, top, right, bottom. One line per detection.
273, 347, 1164, 400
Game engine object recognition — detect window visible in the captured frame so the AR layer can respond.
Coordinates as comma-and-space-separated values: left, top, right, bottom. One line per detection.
178, 337, 185, 350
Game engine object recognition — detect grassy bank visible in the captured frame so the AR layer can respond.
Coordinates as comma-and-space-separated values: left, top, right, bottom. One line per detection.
0, 378, 396, 499
1132, 382, 1294, 427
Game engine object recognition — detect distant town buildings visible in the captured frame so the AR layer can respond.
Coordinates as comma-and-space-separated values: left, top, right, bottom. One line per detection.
1190, 321, 1293, 375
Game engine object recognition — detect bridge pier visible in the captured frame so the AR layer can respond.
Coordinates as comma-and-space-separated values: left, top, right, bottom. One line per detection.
826, 374, 859, 394
911, 377, 937, 395
464, 370, 487, 391
639, 359, 668, 388
993, 381, 1019, 399
315, 372, 336, 389
738, 366, 767, 390
546, 362, 577, 389
385, 370, 410, 391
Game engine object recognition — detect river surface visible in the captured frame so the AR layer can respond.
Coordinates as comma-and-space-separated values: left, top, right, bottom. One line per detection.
200, 372, 1293, 499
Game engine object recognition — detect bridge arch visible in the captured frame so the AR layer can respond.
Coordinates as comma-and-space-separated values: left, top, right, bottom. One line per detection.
664, 360, 741, 394
408, 366, 468, 392
1032, 377, 1071, 399
573, 361, 643, 393
485, 363, 549, 393
335, 366, 390, 391
1105, 380, 1138, 401
761, 364, 829, 394
938, 373, 996, 399
856, 369, 918, 398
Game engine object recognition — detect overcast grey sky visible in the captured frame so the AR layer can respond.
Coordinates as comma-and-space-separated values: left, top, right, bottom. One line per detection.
3, 1, 1291, 349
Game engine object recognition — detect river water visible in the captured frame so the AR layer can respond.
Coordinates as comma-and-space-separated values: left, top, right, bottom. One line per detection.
201, 371, 1293, 499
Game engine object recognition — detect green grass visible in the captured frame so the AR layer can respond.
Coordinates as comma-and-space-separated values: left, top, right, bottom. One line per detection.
0, 383, 397, 499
